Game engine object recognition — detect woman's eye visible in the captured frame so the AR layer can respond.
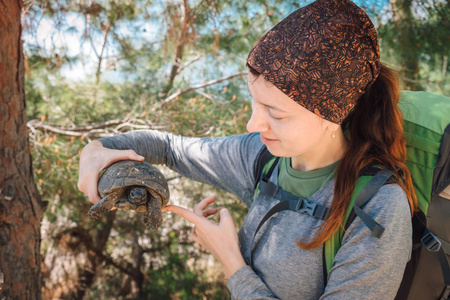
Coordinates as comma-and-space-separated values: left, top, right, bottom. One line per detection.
269, 112, 283, 120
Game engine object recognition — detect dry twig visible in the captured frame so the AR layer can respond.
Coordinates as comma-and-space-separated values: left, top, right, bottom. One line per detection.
156, 71, 247, 109
27, 117, 167, 139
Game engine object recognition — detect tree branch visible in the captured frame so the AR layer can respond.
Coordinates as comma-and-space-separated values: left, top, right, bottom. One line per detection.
195, 89, 217, 102
26, 118, 168, 138
96, 23, 112, 84
91, 247, 137, 278
70, 226, 137, 279
177, 53, 204, 74
163, 0, 190, 94
156, 71, 247, 108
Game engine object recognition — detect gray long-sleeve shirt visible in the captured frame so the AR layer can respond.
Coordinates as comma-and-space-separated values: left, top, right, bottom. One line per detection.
99, 130, 412, 300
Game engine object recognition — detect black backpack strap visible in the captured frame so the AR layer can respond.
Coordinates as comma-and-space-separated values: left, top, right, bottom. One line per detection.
257, 180, 330, 220
322, 168, 395, 286
343, 168, 395, 239
344, 164, 397, 230
351, 168, 395, 238
421, 228, 450, 300
249, 173, 329, 266
253, 146, 275, 190
263, 157, 280, 181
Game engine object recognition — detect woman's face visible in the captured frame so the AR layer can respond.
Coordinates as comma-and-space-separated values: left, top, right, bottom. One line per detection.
246, 73, 332, 160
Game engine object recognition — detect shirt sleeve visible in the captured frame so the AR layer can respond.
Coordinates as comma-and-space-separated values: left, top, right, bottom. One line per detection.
320, 184, 412, 300
99, 130, 265, 206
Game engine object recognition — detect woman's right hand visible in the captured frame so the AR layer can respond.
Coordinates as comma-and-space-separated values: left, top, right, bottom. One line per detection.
77, 140, 145, 204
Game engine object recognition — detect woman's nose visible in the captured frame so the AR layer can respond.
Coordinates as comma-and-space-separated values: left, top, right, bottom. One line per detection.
247, 106, 269, 133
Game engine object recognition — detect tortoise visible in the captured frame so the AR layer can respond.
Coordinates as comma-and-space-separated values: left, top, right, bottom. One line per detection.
86, 160, 170, 229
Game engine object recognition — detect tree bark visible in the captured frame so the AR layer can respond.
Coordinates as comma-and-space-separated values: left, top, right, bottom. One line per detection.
0, 1, 44, 299
163, 0, 191, 94
390, 0, 422, 90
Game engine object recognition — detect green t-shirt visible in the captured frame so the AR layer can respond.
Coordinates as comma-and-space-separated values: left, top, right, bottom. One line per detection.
278, 157, 339, 199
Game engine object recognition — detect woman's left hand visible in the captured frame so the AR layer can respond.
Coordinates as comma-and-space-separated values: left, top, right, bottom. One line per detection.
161, 196, 246, 279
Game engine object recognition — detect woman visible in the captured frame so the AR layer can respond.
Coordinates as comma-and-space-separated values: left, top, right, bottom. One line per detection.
78, 0, 416, 298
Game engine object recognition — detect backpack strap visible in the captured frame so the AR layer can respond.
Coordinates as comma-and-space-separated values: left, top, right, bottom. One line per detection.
323, 168, 394, 279
253, 146, 275, 190
352, 168, 394, 238
421, 227, 450, 300
249, 169, 330, 266
249, 157, 330, 266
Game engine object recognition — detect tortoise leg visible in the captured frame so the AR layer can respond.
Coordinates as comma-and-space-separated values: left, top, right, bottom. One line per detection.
142, 195, 162, 230
86, 194, 116, 219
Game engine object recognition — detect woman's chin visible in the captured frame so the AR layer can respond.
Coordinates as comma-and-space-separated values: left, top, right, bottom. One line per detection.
264, 144, 285, 158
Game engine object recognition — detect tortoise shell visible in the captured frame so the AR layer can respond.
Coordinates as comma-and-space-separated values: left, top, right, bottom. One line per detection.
86, 160, 170, 229
97, 160, 169, 204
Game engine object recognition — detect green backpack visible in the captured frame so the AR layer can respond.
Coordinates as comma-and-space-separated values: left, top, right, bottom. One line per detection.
251, 91, 450, 300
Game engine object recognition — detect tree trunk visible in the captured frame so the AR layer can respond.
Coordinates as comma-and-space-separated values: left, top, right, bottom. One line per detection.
0, 1, 44, 299
390, 0, 422, 90
163, 0, 191, 94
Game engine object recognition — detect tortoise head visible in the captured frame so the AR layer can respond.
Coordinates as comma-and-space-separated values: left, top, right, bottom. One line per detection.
114, 186, 148, 212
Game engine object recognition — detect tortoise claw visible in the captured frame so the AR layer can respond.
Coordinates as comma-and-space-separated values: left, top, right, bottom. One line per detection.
86, 194, 116, 219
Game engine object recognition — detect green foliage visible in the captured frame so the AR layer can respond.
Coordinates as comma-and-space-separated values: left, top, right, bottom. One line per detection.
378, 0, 449, 94
31, 134, 88, 222
144, 235, 229, 300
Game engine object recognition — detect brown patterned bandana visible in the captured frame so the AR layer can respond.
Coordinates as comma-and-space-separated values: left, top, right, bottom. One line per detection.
247, 0, 381, 124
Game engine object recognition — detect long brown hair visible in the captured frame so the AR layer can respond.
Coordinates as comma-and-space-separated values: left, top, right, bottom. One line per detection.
248, 63, 418, 249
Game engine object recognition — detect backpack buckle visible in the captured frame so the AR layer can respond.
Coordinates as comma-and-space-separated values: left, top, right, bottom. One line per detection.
297, 198, 317, 217
421, 231, 441, 252
288, 199, 328, 220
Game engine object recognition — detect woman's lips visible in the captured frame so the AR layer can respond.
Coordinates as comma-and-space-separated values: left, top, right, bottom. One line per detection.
260, 135, 278, 145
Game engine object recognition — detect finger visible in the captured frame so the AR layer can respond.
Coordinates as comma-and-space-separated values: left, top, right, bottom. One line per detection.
99, 150, 145, 172
77, 179, 85, 194
85, 174, 101, 204
162, 205, 205, 225
88, 190, 101, 204
194, 195, 217, 215
203, 208, 218, 218
77, 170, 91, 195
109, 149, 145, 165
219, 208, 236, 230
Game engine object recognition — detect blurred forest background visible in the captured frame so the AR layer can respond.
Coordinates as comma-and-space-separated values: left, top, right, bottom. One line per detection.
9, 0, 450, 298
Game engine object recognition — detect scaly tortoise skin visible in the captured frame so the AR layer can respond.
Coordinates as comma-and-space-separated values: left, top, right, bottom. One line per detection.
86, 160, 170, 229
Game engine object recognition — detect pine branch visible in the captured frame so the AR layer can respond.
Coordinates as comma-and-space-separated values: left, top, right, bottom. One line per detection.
26, 118, 167, 138
157, 71, 247, 108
